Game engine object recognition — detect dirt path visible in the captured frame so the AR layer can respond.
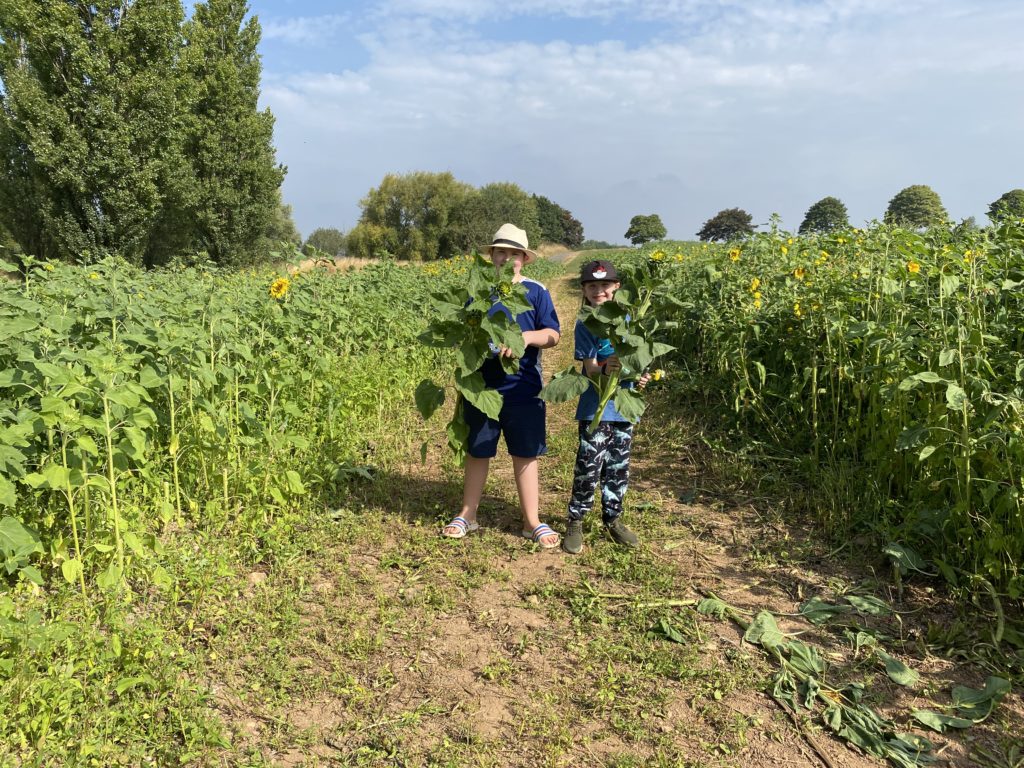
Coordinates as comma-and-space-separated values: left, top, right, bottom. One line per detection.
219, 253, 1021, 767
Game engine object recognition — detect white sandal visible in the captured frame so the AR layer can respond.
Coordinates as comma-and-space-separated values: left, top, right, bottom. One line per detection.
442, 516, 479, 539
522, 523, 560, 549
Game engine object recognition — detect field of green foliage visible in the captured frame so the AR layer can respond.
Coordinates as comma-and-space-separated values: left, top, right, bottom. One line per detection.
2, 225, 1022, 764
618, 218, 1024, 602
0, 253, 542, 763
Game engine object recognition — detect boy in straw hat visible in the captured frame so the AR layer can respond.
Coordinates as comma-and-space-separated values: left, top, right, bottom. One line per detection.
442, 223, 562, 548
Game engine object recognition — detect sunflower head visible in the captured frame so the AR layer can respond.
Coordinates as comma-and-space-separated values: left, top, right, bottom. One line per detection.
269, 277, 291, 299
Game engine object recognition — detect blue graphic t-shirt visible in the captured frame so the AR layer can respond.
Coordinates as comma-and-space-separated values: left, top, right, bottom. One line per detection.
479, 278, 560, 405
573, 319, 636, 423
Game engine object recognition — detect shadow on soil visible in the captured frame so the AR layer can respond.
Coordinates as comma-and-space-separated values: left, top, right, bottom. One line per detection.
323, 468, 528, 535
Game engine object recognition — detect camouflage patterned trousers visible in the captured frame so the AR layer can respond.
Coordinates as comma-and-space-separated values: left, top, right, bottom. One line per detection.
567, 421, 634, 524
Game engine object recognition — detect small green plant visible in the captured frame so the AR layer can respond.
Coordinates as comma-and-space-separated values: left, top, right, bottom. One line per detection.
480, 655, 514, 684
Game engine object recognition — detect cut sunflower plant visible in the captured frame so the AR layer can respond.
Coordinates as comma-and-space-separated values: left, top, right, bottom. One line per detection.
414, 255, 531, 464
541, 257, 676, 432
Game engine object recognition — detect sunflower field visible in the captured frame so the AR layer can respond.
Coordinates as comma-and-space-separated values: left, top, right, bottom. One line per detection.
627, 219, 1024, 599
0, 252, 510, 760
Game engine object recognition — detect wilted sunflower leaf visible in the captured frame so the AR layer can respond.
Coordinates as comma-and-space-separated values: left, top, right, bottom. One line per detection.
799, 596, 851, 625
845, 593, 893, 616
799, 676, 821, 710
788, 640, 826, 677
770, 667, 799, 711
743, 611, 786, 652
833, 703, 894, 760
911, 710, 974, 732
696, 596, 731, 619
952, 676, 1011, 722
877, 650, 919, 687
883, 733, 937, 767
648, 617, 687, 644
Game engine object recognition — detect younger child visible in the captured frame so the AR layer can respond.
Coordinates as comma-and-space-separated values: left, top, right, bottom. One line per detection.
441, 223, 562, 549
564, 259, 649, 555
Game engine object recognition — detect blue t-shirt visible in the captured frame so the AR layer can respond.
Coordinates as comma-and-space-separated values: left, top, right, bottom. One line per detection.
479, 278, 560, 405
574, 319, 636, 423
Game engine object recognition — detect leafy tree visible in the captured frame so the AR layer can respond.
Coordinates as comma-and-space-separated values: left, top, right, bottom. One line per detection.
579, 239, 622, 250
624, 214, 666, 245
346, 222, 398, 260
0, 0, 186, 263
175, 0, 285, 267
303, 227, 347, 257
446, 182, 540, 258
348, 171, 473, 261
533, 194, 584, 247
560, 211, 584, 248
696, 208, 755, 242
534, 195, 562, 242
799, 196, 849, 234
883, 185, 947, 229
0, 222, 20, 256
262, 198, 300, 248
0, 0, 285, 267
987, 189, 1024, 224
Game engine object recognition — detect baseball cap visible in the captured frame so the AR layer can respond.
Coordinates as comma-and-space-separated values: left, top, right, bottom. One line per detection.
579, 259, 620, 283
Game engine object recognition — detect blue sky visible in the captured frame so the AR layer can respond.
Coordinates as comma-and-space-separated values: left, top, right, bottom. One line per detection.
247, 0, 1024, 244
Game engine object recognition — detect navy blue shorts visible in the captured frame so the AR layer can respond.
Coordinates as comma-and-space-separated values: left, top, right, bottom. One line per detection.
464, 399, 547, 458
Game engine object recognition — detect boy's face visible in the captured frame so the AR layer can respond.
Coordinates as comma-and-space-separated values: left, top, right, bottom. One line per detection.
582, 280, 620, 305
490, 247, 527, 274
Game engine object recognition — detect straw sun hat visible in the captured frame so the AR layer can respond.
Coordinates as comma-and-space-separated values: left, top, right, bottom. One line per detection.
481, 223, 539, 264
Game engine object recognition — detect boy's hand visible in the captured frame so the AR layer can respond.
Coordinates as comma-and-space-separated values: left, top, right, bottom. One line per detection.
636, 371, 652, 390
602, 355, 622, 375
497, 344, 518, 359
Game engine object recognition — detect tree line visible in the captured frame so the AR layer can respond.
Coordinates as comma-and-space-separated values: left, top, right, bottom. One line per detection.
305, 172, 584, 261
0, 0, 295, 268
625, 186, 1024, 245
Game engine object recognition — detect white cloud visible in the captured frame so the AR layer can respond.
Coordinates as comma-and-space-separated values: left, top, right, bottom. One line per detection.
259, 1, 1024, 241
261, 14, 350, 45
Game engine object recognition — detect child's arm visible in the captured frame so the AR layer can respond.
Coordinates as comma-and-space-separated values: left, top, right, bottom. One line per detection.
582, 357, 651, 387
495, 328, 560, 358
523, 328, 559, 349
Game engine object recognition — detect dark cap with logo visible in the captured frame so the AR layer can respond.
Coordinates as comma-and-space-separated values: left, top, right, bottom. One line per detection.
579, 259, 620, 283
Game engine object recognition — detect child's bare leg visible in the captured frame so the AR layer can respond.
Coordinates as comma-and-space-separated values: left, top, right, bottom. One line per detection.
441, 456, 489, 537
512, 456, 557, 546
442, 455, 489, 533
511, 456, 539, 527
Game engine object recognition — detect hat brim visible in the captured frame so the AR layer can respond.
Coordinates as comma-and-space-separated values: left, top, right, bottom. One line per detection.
482, 244, 538, 264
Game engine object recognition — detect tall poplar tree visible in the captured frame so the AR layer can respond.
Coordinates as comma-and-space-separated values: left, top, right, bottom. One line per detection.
0, 0, 185, 263
179, 0, 284, 266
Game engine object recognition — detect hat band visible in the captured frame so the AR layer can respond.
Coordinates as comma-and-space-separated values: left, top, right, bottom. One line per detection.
491, 238, 527, 250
